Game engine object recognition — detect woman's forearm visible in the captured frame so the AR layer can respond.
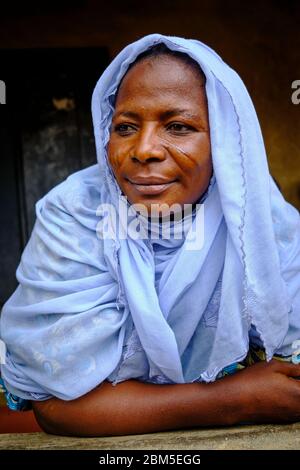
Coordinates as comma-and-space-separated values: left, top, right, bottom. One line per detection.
32, 360, 300, 437
32, 378, 241, 437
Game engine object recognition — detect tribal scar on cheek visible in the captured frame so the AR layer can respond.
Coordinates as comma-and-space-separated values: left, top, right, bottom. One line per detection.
157, 136, 190, 158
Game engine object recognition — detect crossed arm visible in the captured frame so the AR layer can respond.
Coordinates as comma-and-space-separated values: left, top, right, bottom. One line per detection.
32, 360, 300, 437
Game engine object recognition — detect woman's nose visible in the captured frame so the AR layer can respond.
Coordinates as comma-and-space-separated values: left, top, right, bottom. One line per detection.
131, 127, 165, 163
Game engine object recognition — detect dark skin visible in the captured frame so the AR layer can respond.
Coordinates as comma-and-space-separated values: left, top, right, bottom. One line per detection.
32, 56, 300, 436
108, 55, 212, 216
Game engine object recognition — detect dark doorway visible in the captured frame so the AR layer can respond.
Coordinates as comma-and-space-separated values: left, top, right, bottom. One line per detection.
0, 47, 109, 305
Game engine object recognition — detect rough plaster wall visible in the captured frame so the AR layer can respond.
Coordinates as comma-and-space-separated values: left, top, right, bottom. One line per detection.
1, 0, 299, 208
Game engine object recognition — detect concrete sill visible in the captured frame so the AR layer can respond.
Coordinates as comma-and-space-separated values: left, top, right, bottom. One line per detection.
0, 423, 300, 450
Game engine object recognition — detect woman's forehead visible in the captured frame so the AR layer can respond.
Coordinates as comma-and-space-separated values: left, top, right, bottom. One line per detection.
120, 54, 205, 89
115, 56, 207, 111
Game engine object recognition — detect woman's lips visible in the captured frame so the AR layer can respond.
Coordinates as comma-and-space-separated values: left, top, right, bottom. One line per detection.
127, 179, 176, 195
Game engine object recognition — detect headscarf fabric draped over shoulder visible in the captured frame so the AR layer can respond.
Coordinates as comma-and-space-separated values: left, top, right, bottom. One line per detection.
1, 34, 300, 401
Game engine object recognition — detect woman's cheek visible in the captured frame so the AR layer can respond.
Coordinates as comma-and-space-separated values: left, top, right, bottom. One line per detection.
108, 138, 131, 168
107, 141, 121, 170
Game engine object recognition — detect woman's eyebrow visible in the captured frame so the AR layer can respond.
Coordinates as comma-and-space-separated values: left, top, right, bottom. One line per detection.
160, 109, 200, 120
114, 111, 140, 120
113, 109, 200, 120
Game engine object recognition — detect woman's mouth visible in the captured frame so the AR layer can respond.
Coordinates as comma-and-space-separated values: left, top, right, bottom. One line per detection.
126, 178, 176, 195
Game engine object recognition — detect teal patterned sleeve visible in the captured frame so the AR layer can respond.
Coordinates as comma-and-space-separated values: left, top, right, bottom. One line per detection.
0, 376, 31, 411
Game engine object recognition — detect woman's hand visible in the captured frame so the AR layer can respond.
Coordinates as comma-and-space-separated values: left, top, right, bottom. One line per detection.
32, 360, 300, 437
220, 359, 300, 424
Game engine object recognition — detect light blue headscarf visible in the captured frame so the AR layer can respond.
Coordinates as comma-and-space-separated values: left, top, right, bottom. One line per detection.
1, 34, 300, 402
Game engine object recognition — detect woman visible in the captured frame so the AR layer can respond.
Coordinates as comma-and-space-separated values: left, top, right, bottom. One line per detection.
1, 34, 300, 436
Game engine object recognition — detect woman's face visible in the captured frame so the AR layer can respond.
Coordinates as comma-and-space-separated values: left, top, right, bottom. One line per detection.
108, 55, 212, 214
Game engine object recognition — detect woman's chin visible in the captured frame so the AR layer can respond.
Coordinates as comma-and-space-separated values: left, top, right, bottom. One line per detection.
125, 196, 185, 219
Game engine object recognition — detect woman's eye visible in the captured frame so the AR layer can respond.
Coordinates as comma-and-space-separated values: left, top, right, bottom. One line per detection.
114, 123, 136, 135
167, 123, 194, 134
